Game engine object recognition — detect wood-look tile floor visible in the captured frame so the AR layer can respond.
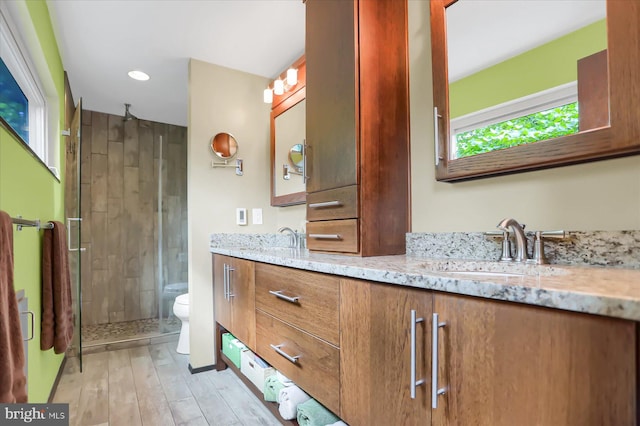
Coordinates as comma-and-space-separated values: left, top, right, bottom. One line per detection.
53, 342, 282, 426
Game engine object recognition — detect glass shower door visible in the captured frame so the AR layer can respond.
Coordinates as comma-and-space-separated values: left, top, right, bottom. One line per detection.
65, 98, 83, 371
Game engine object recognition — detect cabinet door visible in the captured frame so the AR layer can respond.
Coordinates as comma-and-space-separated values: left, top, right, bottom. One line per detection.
305, 0, 357, 193
340, 279, 432, 426
433, 293, 636, 426
213, 254, 231, 331
229, 258, 256, 350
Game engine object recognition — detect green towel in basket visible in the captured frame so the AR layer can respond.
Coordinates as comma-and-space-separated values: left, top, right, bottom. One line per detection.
296, 398, 340, 426
263, 375, 286, 402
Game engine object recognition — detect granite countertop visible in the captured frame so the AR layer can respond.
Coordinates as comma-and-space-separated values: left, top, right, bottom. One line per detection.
210, 246, 640, 322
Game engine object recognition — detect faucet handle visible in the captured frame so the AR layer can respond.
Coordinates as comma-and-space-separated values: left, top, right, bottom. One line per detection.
484, 230, 513, 262
530, 230, 569, 264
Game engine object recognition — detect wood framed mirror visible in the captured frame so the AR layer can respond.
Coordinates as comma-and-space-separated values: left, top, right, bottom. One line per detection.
270, 56, 306, 206
431, 0, 640, 182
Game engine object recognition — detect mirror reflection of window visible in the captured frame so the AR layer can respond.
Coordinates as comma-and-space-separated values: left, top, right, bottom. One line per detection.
446, 0, 607, 159
275, 99, 306, 197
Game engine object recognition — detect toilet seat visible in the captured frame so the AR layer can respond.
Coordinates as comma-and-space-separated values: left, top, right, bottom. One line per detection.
175, 293, 189, 305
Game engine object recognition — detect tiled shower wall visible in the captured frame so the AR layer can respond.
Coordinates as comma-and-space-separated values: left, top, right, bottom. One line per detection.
80, 110, 187, 325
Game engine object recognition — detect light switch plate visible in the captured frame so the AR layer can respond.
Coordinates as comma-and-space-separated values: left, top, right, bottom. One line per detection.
252, 208, 263, 225
236, 208, 247, 225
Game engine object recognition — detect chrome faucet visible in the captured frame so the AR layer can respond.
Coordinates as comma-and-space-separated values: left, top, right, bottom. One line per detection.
278, 227, 299, 249
497, 218, 528, 262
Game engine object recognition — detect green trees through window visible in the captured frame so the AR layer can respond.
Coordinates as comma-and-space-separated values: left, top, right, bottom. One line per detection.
0, 57, 29, 143
454, 102, 579, 158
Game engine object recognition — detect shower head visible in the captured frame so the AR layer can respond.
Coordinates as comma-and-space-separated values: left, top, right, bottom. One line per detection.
123, 103, 137, 121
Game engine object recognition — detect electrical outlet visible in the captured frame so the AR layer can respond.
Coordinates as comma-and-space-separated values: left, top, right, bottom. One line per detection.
236, 208, 247, 225
252, 208, 263, 225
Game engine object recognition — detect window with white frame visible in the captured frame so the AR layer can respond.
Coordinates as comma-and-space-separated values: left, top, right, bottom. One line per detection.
450, 82, 579, 159
0, 3, 56, 175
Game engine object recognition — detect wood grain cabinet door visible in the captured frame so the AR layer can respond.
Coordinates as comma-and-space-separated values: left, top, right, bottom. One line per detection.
340, 279, 433, 426
228, 257, 256, 351
432, 293, 636, 426
213, 254, 231, 332
305, 0, 358, 194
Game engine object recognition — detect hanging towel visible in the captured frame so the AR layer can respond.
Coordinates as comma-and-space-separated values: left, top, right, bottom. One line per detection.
41, 221, 74, 354
278, 385, 311, 420
0, 211, 27, 403
296, 398, 340, 426
264, 374, 287, 402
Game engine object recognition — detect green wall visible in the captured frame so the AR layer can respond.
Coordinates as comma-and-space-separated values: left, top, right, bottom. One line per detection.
0, 0, 65, 402
450, 20, 607, 119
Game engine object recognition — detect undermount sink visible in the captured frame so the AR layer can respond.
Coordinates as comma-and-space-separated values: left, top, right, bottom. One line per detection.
419, 259, 565, 277
447, 270, 524, 278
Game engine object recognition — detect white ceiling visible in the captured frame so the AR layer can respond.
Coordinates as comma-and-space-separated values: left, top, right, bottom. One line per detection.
47, 0, 306, 126
446, 0, 606, 82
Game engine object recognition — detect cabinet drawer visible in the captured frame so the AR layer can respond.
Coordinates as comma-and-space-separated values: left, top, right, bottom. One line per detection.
256, 311, 340, 415
256, 263, 340, 345
307, 185, 358, 221
306, 219, 359, 253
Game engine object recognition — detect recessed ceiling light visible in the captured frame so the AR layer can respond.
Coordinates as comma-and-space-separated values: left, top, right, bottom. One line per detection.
128, 70, 150, 81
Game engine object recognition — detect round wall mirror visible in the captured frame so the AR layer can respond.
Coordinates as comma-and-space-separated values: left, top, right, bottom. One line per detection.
288, 144, 304, 170
210, 132, 238, 159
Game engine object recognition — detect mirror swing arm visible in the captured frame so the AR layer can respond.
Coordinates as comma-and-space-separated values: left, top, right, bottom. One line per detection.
211, 158, 243, 176
431, 0, 640, 182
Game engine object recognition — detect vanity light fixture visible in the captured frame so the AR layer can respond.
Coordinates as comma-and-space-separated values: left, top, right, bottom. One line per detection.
274, 79, 285, 95
128, 70, 150, 81
263, 67, 299, 104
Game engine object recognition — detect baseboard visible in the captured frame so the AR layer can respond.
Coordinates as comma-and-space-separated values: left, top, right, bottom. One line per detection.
47, 355, 67, 403
188, 363, 215, 374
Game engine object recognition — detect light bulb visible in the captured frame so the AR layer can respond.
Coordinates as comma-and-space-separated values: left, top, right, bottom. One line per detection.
274, 79, 284, 95
263, 88, 273, 104
286, 68, 298, 86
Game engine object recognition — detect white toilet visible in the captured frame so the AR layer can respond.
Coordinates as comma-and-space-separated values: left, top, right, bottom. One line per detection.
173, 293, 190, 354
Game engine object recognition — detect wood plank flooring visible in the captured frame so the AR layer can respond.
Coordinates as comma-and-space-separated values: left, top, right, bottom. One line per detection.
53, 342, 281, 426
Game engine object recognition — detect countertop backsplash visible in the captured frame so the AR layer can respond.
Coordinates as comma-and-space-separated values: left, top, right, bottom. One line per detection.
210, 231, 640, 269
210, 233, 298, 249
406, 231, 640, 269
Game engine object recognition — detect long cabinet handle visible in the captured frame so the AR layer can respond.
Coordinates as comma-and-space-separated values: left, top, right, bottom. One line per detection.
270, 344, 300, 364
223, 264, 229, 300
21, 310, 34, 341
434, 107, 443, 166
432, 313, 447, 409
66, 218, 86, 252
269, 290, 300, 304
308, 200, 342, 209
308, 234, 341, 240
410, 310, 425, 399
227, 266, 235, 298
302, 142, 308, 184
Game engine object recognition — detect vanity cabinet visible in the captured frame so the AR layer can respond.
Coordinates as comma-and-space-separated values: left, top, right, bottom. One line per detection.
305, 0, 410, 256
432, 293, 636, 426
213, 254, 256, 350
340, 279, 433, 426
341, 277, 636, 426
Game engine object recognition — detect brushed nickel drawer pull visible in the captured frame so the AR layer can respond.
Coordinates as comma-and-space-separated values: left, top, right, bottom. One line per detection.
270, 344, 300, 364
410, 309, 425, 399
308, 200, 342, 209
308, 234, 341, 240
432, 313, 447, 409
269, 290, 300, 304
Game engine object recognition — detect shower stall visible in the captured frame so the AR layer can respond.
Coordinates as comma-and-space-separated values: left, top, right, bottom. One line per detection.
66, 102, 188, 363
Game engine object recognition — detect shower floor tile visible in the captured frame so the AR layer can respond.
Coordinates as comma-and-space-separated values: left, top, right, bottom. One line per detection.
82, 317, 181, 346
